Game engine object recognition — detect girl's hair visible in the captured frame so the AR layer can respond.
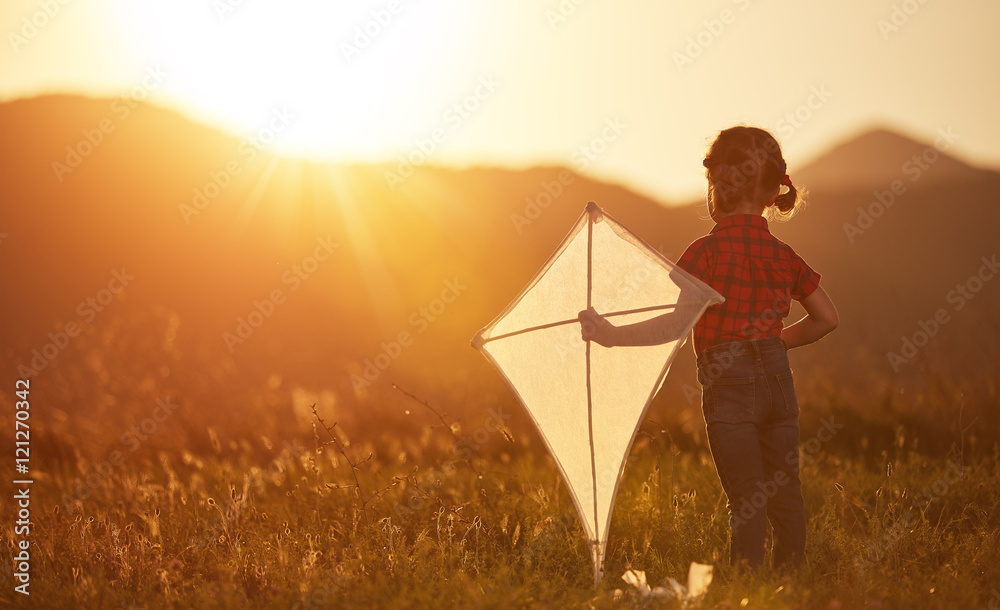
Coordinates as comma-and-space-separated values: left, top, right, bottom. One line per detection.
702, 126, 804, 220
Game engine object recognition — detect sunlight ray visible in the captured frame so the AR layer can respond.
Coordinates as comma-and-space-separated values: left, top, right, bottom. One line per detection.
326, 166, 404, 332
227, 151, 285, 241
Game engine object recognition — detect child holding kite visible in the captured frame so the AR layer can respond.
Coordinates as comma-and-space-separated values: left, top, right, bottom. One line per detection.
581, 125, 838, 570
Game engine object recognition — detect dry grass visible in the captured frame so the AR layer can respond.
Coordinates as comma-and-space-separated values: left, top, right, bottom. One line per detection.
2, 312, 998, 609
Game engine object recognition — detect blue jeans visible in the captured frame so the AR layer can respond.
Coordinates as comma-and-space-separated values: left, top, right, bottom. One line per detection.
696, 335, 806, 569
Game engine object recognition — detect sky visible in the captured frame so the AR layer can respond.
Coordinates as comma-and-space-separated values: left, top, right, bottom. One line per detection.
2, 0, 998, 203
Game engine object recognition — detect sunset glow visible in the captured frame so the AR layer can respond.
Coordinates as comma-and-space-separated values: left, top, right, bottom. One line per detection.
2, 0, 1000, 606
118, 1, 478, 160
4, 0, 997, 201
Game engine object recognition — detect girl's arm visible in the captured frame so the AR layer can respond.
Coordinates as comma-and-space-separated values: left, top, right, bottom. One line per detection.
578, 282, 708, 347
578, 307, 688, 347
781, 286, 839, 349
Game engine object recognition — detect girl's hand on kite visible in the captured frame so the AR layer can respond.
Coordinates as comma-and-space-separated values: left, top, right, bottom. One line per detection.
578, 307, 615, 347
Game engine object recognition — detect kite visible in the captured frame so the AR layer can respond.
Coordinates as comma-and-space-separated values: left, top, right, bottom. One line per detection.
471, 201, 724, 585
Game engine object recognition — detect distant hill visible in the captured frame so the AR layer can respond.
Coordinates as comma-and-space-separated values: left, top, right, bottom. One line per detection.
1, 95, 998, 449
794, 126, 983, 194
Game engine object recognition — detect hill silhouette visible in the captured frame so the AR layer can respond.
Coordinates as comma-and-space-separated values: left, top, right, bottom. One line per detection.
794, 126, 981, 193
1, 95, 997, 451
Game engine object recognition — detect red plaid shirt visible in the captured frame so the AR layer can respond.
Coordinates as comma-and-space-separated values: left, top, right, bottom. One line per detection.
677, 214, 821, 356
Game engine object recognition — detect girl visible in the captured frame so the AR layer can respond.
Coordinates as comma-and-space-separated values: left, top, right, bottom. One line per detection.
580, 125, 838, 569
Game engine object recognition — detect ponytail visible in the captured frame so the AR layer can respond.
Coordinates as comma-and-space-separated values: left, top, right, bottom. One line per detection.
770, 174, 804, 219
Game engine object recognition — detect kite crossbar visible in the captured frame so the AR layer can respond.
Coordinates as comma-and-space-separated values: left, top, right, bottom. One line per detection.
477, 303, 681, 345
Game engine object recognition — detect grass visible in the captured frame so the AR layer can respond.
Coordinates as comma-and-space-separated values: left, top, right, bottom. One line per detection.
2, 311, 998, 608
4, 394, 999, 609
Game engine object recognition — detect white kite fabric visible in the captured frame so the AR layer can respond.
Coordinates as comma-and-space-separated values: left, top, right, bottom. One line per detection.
472, 201, 724, 584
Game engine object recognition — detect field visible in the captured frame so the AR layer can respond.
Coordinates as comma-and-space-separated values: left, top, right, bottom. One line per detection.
4, 1, 1000, 606
3, 314, 999, 610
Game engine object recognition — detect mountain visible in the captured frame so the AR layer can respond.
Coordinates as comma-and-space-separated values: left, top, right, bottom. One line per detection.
1, 95, 998, 450
0, 95, 700, 388
794, 126, 982, 194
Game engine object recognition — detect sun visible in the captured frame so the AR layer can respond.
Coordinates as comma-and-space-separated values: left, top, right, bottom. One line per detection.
123, 0, 473, 161
114, 1, 489, 332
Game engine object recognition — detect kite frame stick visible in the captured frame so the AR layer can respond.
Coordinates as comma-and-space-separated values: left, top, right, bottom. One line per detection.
587, 205, 723, 589
584, 202, 602, 587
